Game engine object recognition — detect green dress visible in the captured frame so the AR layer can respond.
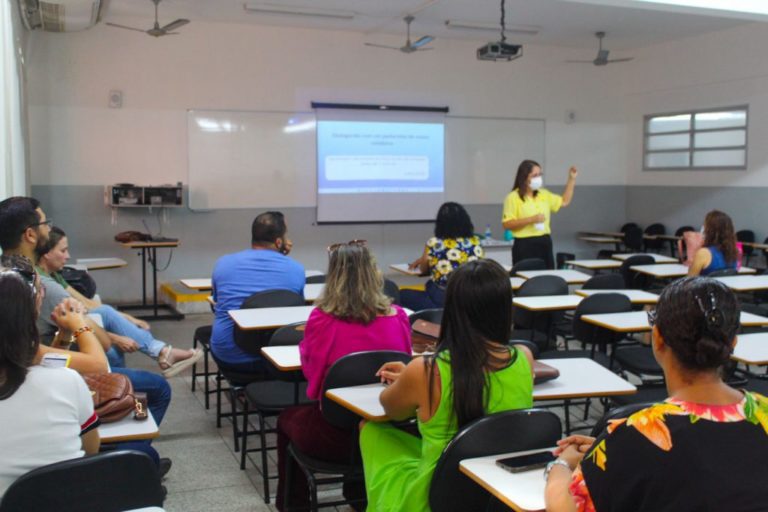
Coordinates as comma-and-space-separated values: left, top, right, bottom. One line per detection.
360, 348, 533, 512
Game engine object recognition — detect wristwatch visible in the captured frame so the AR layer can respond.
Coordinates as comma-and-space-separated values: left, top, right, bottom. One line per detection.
544, 459, 572, 480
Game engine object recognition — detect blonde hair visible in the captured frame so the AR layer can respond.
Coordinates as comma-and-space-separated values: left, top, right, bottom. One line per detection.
315, 245, 392, 324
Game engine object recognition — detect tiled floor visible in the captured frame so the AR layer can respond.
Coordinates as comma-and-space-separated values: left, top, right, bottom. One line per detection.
129, 313, 609, 512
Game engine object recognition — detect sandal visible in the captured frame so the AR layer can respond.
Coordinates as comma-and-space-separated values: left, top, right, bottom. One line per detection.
158, 345, 204, 378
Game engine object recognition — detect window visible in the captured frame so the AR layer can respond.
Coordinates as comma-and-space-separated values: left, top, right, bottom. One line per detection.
643, 106, 748, 170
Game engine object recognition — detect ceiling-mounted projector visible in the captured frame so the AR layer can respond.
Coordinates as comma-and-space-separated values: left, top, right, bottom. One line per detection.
477, 41, 522, 62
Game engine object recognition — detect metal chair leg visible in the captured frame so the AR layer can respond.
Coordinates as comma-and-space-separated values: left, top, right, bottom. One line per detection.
215, 373, 223, 428
203, 346, 211, 409
240, 400, 250, 470
191, 337, 198, 392
231, 388, 240, 452
259, 412, 270, 503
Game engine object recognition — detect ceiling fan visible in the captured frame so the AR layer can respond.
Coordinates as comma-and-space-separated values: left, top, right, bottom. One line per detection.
566, 32, 634, 66
365, 15, 434, 54
106, 0, 189, 37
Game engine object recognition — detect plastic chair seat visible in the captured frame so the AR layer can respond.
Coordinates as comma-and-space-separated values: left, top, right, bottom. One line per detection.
610, 384, 667, 406
244, 381, 313, 411
287, 443, 364, 477
613, 346, 663, 375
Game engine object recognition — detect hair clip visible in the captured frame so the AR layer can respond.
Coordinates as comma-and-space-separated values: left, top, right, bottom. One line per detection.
695, 292, 723, 330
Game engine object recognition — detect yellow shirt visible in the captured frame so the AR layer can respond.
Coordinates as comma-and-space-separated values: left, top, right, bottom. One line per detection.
502, 188, 563, 238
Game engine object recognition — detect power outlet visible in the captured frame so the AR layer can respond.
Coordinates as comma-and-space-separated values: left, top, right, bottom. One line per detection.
109, 90, 123, 109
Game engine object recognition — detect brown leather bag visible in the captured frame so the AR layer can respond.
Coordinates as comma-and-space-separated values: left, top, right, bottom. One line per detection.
532, 361, 560, 384
114, 231, 151, 243
411, 319, 440, 354
83, 373, 137, 423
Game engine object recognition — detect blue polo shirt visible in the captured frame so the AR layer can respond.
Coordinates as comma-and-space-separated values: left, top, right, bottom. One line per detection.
210, 248, 305, 364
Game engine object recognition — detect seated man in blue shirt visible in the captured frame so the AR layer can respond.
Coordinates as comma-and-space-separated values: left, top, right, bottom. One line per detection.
211, 211, 305, 373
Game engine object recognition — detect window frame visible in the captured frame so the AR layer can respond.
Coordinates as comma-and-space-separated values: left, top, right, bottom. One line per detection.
642, 105, 749, 171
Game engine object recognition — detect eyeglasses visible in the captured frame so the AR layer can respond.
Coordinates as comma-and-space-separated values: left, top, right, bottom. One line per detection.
327, 239, 367, 253
25, 219, 52, 231
646, 309, 657, 327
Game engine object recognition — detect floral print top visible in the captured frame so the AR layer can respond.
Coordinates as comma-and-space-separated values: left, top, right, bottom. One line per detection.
570, 391, 768, 512
426, 236, 484, 286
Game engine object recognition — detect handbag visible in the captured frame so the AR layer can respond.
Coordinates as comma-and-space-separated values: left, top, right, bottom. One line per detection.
82, 373, 139, 423
59, 266, 97, 299
114, 231, 151, 243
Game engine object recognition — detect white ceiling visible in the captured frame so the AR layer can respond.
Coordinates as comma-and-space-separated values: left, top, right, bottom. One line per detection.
104, 0, 755, 50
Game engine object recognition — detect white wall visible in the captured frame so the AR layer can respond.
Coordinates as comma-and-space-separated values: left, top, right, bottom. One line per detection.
623, 22, 768, 187
25, 18, 629, 190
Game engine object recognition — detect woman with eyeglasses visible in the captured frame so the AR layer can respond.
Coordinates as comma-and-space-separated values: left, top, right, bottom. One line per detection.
502, 160, 578, 269
0, 258, 100, 497
275, 243, 412, 511
360, 259, 535, 511
545, 277, 768, 512
401, 202, 485, 311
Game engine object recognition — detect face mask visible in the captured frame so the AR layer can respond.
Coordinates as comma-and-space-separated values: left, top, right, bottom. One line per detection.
529, 176, 543, 191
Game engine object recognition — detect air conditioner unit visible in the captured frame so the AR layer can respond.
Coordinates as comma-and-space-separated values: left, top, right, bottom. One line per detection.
17, 0, 107, 32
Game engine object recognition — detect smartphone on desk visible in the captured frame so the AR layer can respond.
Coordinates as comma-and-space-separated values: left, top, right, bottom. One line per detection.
496, 451, 555, 473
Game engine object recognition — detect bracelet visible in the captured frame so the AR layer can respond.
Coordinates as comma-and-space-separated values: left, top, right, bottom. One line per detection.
543, 459, 572, 481
72, 325, 93, 340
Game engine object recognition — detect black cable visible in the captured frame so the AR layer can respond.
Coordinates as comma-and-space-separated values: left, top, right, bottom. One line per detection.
152, 248, 173, 272
500, 0, 506, 43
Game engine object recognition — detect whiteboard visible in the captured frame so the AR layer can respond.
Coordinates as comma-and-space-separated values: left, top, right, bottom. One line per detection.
187, 110, 544, 210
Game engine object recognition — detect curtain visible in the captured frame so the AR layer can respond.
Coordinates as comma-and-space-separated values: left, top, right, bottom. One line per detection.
0, 0, 27, 199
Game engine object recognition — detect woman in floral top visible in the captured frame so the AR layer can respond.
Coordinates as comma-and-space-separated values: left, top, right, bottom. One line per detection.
545, 277, 768, 512
400, 202, 484, 311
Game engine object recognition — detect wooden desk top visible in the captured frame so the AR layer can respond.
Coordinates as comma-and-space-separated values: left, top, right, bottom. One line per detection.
630, 263, 756, 278
460, 448, 553, 512
389, 263, 423, 276
231, 305, 413, 330
513, 295, 583, 311
566, 259, 621, 270
261, 346, 302, 371
579, 236, 622, 244
516, 269, 592, 284
481, 239, 515, 248
511, 277, 525, 291
741, 241, 768, 250
574, 289, 659, 305
120, 241, 180, 248
612, 253, 678, 263
732, 333, 768, 365
100, 410, 159, 443
180, 270, 324, 291
74, 257, 128, 270
325, 358, 636, 422
579, 230, 624, 238
715, 275, 768, 292
582, 310, 768, 332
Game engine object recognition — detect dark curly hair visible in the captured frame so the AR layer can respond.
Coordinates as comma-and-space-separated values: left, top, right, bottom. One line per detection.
703, 210, 738, 266
434, 202, 474, 239
655, 277, 739, 372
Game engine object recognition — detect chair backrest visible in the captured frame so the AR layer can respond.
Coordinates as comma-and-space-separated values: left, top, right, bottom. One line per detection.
516, 275, 568, 297
707, 268, 738, 277
619, 255, 654, 289
572, 293, 633, 348
620, 222, 640, 233
556, 252, 575, 269
674, 226, 696, 260
269, 321, 306, 346
622, 225, 644, 252
643, 223, 666, 251
582, 273, 625, 290
675, 225, 695, 237
305, 274, 326, 284
321, 350, 412, 430
382, 278, 401, 305
514, 276, 569, 348
428, 409, 561, 512
507, 339, 540, 359
737, 230, 755, 257
234, 289, 306, 355
510, 258, 546, 275
590, 402, 657, 437
0, 450, 163, 512
408, 308, 444, 326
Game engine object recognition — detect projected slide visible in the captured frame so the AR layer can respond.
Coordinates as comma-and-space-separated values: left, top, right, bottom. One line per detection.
317, 121, 444, 194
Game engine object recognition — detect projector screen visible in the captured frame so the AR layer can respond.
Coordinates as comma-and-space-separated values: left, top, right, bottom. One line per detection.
316, 109, 446, 223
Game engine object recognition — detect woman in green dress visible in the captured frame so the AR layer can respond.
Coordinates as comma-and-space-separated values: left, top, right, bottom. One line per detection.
360, 259, 535, 511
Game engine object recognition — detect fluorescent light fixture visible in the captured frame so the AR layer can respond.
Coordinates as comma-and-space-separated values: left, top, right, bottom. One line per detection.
445, 20, 540, 35
243, 3, 356, 20
632, 0, 768, 15
283, 119, 316, 134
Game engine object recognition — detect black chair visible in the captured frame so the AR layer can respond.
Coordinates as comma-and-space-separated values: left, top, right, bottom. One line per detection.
511, 275, 568, 351
429, 409, 561, 512
590, 402, 657, 437
0, 450, 163, 512
507, 339, 540, 359
643, 223, 666, 253
285, 350, 412, 511
241, 322, 313, 502
737, 230, 755, 266
621, 225, 644, 252
610, 383, 668, 407
306, 274, 326, 284
510, 258, 546, 276
674, 225, 696, 260
382, 278, 401, 305
191, 324, 217, 409
621, 222, 640, 233
408, 308, 444, 326
619, 255, 654, 289
234, 290, 306, 356
582, 273, 624, 290
556, 252, 575, 269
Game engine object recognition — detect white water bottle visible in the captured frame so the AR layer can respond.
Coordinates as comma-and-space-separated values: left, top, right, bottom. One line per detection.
484, 224, 493, 240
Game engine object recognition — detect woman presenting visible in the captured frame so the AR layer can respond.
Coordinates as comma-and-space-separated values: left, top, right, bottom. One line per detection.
502, 159, 578, 269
